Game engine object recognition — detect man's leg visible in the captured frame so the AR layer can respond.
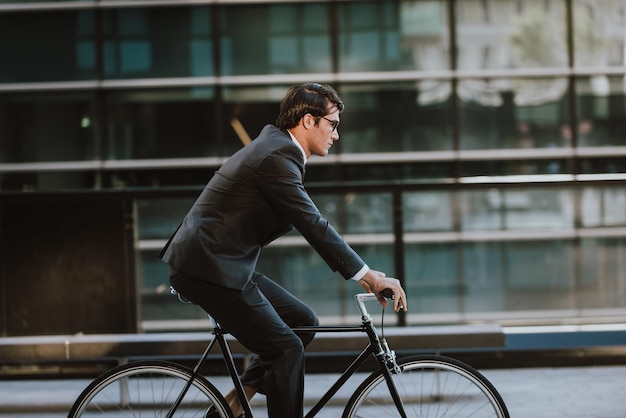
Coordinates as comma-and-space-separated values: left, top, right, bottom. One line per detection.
237, 272, 319, 393
170, 269, 310, 417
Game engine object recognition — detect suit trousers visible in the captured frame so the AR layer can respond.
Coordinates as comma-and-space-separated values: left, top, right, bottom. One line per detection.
169, 268, 319, 417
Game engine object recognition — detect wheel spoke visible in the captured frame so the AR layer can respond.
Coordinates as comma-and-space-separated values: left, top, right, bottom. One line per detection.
68, 361, 231, 418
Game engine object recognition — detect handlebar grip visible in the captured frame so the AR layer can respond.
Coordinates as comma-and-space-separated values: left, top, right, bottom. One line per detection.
381, 288, 394, 299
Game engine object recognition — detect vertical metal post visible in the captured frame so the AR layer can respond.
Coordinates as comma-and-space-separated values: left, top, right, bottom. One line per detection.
392, 189, 406, 326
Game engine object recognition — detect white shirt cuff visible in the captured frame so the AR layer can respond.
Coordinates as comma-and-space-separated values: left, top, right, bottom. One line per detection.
350, 264, 369, 281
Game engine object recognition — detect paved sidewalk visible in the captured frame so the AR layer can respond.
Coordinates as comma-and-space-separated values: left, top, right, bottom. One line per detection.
0, 365, 625, 417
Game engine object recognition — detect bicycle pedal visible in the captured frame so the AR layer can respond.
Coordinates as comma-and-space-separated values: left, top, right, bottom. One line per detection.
203, 406, 219, 418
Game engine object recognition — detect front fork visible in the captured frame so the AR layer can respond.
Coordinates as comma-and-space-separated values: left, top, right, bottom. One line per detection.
376, 336, 407, 417
380, 337, 402, 374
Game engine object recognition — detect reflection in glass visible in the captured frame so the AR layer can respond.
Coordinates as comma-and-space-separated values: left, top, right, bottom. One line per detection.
580, 237, 626, 309
0, 10, 96, 82
575, 76, 626, 147
403, 191, 453, 232
220, 85, 284, 156
310, 193, 392, 235
463, 242, 507, 313
103, 6, 213, 79
339, 83, 453, 153
404, 242, 459, 314
461, 188, 574, 231
573, 0, 626, 68
581, 186, 626, 227
459, 78, 569, 150
456, 0, 567, 70
257, 243, 393, 320
339, 1, 432, 72
219, 3, 331, 76
105, 87, 216, 160
345, 193, 392, 234
464, 240, 576, 313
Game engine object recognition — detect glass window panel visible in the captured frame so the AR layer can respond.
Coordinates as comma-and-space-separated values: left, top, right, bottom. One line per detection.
107, 168, 216, 189
462, 242, 507, 312
219, 3, 331, 75
220, 85, 284, 156
461, 159, 572, 177
459, 78, 570, 150
339, 1, 448, 72
456, 0, 567, 70
341, 161, 454, 182
504, 188, 574, 230
575, 76, 626, 147
403, 191, 454, 232
139, 249, 209, 322
105, 87, 217, 160
581, 186, 626, 227
339, 82, 453, 153
0, 10, 96, 82
103, 6, 213, 79
0, 91, 98, 163
257, 243, 393, 321
573, 0, 626, 68
308, 194, 343, 232
580, 157, 626, 174
0, 172, 97, 192
345, 193, 392, 234
304, 164, 339, 183
136, 197, 195, 240
463, 240, 577, 314
136, 198, 204, 322
404, 242, 459, 315
502, 240, 576, 311
461, 189, 503, 231
580, 237, 626, 309
310, 192, 392, 234
461, 188, 575, 231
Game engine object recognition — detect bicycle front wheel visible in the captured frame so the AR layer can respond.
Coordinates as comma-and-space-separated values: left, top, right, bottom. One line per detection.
68, 360, 232, 417
343, 354, 509, 418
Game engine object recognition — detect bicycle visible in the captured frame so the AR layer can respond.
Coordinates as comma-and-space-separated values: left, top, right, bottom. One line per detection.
69, 289, 509, 417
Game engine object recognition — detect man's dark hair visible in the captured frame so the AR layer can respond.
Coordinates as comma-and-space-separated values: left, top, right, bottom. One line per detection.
276, 82, 344, 129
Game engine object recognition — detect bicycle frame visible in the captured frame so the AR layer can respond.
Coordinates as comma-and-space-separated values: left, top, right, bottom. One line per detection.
71, 290, 507, 418
167, 293, 407, 418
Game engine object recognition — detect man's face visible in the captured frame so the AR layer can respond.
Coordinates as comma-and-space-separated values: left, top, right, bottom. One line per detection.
308, 108, 340, 157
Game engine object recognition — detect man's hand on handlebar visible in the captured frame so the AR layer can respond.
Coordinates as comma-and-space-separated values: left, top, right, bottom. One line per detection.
357, 269, 407, 312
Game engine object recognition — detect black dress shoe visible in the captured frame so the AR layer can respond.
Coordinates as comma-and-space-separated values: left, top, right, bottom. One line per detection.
203, 406, 220, 418
204, 405, 244, 418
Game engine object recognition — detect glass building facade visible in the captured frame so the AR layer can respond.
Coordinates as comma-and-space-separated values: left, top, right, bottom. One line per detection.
1, 0, 626, 329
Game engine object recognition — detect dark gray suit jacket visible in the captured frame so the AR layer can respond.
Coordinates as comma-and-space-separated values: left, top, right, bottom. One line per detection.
160, 124, 365, 290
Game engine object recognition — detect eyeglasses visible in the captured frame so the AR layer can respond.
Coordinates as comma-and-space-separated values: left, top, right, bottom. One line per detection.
320, 116, 340, 132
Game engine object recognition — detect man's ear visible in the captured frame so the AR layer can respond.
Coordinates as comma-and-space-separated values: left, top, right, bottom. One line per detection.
302, 113, 315, 130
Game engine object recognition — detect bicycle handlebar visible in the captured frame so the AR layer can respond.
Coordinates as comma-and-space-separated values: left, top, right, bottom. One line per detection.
355, 288, 394, 319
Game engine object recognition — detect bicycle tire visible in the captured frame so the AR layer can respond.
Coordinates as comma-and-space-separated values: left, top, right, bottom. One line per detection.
343, 354, 509, 418
68, 360, 232, 417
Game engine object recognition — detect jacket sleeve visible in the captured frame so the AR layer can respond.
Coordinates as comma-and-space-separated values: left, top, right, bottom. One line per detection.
254, 145, 366, 279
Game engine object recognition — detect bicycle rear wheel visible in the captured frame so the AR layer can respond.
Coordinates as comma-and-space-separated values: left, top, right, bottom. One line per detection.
343, 354, 509, 418
68, 360, 232, 417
